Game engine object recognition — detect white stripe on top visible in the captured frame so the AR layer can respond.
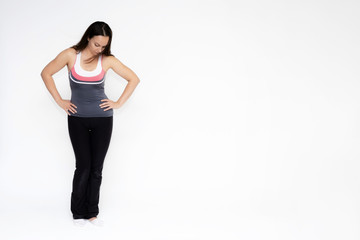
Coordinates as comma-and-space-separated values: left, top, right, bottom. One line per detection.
74, 51, 103, 77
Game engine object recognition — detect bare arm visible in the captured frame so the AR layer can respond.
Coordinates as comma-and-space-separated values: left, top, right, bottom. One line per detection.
104, 56, 140, 109
40, 48, 77, 115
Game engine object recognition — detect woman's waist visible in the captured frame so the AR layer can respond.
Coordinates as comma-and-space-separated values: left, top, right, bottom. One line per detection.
69, 98, 113, 117
71, 94, 108, 102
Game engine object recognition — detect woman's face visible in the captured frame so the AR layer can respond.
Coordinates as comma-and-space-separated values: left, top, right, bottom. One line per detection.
86, 35, 109, 56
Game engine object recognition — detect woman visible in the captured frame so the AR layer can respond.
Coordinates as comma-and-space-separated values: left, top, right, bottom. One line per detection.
40, 21, 140, 227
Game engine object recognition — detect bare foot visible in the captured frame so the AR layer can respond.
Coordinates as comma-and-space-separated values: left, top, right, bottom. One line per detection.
89, 217, 97, 221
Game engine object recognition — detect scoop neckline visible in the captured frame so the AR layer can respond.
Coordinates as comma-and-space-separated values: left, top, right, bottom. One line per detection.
78, 51, 101, 72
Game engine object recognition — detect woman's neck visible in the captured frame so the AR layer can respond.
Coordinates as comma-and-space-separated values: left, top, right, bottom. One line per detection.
81, 48, 98, 63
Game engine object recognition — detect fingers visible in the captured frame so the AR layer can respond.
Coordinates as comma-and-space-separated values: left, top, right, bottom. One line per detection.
69, 102, 77, 113
101, 103, 113, 111
61, 100, 77, 115
99, 103, 109, 108
100, 102, 112, 111
99, 100, 108, 107
69, 107, 77, 114
65, 105, 77, 115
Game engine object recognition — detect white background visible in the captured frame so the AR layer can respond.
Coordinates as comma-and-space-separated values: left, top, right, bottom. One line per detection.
1, 0, 360, 239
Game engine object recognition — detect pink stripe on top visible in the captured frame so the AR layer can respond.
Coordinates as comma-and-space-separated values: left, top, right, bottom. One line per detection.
70, 51, 105, 82
71, 68, 105, 82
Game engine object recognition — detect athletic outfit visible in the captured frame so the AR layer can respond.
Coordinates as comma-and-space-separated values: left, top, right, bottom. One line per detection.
67, 51, 113, 219
69, 51, 113, 117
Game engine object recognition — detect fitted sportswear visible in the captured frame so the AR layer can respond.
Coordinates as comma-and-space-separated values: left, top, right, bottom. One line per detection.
68, 51, 113, 117
68, 115, 113, 219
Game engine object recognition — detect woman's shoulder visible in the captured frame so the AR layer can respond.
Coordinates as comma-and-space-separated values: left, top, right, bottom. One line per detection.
56, 47, 77, 63
102, 54, 117, 72
65, 47, 78, 57
63, 48, 78, 71
102, 54, 115, 62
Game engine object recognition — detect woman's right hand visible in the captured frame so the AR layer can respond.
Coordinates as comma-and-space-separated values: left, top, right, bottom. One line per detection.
57, 99, 77, 115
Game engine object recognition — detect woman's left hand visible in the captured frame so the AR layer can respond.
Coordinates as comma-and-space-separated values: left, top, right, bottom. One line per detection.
99, 99, 120, 111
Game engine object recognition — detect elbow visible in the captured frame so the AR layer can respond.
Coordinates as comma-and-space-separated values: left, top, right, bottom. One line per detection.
40, 69, 47, 78
130, 78, 140, 85
40, 69, 51, 80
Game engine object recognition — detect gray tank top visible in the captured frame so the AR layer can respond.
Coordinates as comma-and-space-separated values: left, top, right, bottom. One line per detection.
68, 51, 113, 117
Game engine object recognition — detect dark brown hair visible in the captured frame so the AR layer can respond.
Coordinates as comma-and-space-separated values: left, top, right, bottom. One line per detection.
71, 21, 114, 63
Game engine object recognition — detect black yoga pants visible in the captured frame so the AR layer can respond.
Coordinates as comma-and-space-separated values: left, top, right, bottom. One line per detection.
67, 115, 113, 219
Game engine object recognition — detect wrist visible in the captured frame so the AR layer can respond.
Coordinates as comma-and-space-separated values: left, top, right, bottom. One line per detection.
55, 98, 63, 104
115, 101, 122, 109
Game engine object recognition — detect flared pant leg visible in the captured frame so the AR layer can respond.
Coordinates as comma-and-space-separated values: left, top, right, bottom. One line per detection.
67, 115, 113, 219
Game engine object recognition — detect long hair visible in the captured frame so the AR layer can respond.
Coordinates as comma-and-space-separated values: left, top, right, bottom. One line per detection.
71, 21, 114, 63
